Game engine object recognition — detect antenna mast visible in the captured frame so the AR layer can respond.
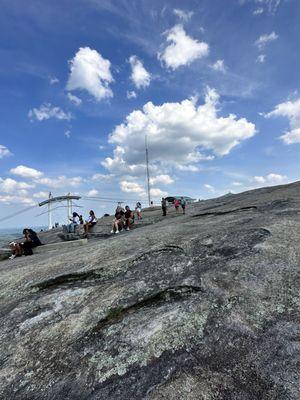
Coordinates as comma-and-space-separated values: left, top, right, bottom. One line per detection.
145, 134, 151, 206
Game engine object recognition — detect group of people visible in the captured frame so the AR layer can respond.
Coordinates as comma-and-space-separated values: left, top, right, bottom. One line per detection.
67, 210, 97, 235
8, 198, 187, 260
9, 229, 42, 260
161, 197, 186, 216
111, 202, 142, 234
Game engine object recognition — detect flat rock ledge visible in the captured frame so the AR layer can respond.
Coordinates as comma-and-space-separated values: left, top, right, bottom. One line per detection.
0, 182, 300, 399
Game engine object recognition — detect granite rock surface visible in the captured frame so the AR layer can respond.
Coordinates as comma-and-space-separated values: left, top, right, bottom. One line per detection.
0, 183, 300, 399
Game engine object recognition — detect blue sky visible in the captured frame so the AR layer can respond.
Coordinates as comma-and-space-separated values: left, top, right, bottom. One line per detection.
0, 0, 299, 228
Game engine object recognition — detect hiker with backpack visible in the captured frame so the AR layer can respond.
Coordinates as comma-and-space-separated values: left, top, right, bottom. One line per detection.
180, 197, 186, 214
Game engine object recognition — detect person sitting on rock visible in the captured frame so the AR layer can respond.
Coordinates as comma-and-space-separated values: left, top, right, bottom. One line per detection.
84, 210, 97, 235
111, 208, 125, 234
9, 228, 42, 259
124, 205, 134, 231
68, 212, 79, 233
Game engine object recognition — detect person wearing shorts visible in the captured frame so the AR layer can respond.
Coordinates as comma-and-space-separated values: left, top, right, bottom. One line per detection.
84, 210, 97, 235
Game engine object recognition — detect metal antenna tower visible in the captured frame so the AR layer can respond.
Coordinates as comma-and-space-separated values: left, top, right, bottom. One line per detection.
145, 134, 151, 206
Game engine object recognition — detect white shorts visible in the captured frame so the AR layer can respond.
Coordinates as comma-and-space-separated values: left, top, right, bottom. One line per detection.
136, 208, 141, 213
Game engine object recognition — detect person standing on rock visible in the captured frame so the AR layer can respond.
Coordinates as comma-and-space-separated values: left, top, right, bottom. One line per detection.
180, 197, 186, 214
161, 198, 167, 216
174, 198, 180, 213
135, 201, 142, 220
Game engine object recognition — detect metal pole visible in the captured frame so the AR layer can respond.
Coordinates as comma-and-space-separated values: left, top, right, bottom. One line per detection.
145, 134, 151, 207
48, 192, 52, 230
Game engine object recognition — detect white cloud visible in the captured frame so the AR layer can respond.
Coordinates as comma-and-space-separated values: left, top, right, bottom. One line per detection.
65, 130, 71, 138
255, 32, 278, 50
127, 90, 137, 99
50, 77, 59, 85
150, 174, 174, 185
120, 181, 146, 196
37, 176, 83, 188
102, 88, 256, 178
129, 56, 151, 89
204, 184, 215, 192
0, 194, 35, 205
66, 47, 113, 101
173, 8, 194, 22
253, 7, 264, 15
33, 191, 49, 199
264, 98, 300, 144
28, 104, 72, 121
256, 54, 266, 63
91, 173, 113, 181
0, 145, 12, 159
211, 59, 226, 72
150, 188, 168, 198
252, 173, 287, 185
10, 165, 43, 179
0, 178, 34, 194
86, 189, 99, 196
67, 92, 82, 105
232, 181, 243, 187
158, 24, 209, 70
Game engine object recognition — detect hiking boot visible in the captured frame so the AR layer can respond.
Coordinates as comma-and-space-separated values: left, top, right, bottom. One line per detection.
126, 227, 130, 231
115, 230, 119, 234
110, 230, 114, 234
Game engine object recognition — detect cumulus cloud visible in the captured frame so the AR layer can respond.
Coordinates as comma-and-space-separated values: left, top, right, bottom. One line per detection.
129, 56, 151, 89
255, 32, 278, 50
86, 189, 99, 196
0, 178, 34, 194
0, 145, 12, 159
158, 24, 209, 70
211, 59, 226, 72
150, 174, 174, 185
150, 188, 168, 198
33, 191, 49, 199
264, 98, 300, 144
67, 92, 82, 106
252, 173, 287, 185
91, 173, 113, 181
173, 8, 194, 22
0, 194, 35, 205
66, 47, 113, 101
120, 181, 146, 196
102, 88, 256, 178
36, 176, 83, 188
10, 165, 43, 179
28, 104, 72, 121
127, 90, 137, 99
204, 183, 215, 192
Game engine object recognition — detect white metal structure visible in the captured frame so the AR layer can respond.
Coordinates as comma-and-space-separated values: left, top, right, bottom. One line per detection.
145, 134, 151, 207
38, 192, 81, 230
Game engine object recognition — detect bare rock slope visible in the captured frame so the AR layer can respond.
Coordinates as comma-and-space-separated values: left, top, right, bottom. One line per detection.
0, 182, 300, 399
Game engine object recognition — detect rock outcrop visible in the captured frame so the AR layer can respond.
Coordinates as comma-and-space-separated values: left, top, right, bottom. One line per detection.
0, 182, 300, 399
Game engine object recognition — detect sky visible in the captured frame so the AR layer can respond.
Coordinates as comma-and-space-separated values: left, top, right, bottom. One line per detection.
0, 0, 300, 228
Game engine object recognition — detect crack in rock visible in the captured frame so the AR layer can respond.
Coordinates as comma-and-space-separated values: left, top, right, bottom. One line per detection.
90, 285, 202, 333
